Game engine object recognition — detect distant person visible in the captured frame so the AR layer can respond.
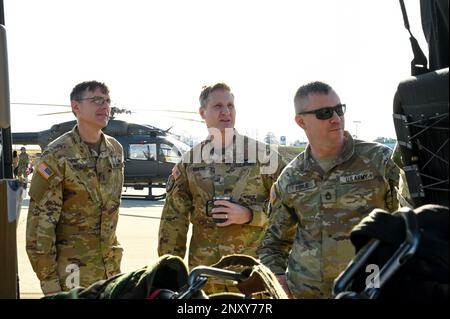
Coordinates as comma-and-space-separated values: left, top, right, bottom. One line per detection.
158, 82, 286, 294
26, 81, 124, 296
12, 150, 19, 178
258, 81, 401, 299
17, 146, 29, 184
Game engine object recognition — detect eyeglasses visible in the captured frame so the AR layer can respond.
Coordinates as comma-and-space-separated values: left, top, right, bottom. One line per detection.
297, 103, 346, 120
76, 96, 111, 106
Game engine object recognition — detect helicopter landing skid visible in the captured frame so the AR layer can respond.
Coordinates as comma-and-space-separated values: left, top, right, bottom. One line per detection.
122, 185, 167, 201
121, 192, 166, 201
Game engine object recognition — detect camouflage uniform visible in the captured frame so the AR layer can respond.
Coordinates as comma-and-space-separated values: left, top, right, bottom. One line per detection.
12, 154, 19, 177
259, 132, 400, 299
158, 131, 285, 292
26, 125, 124, 295
17, 151, 29, 179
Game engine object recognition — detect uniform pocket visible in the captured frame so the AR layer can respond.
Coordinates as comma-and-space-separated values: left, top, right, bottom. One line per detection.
290, 231, 322, 282
107, 157, 124, 200
288, 187, 321, 232
338, 170, 382, 210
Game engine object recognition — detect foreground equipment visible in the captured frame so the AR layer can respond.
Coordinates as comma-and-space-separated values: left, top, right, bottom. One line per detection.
333, 204, 448, 299
44, 254, 287, 299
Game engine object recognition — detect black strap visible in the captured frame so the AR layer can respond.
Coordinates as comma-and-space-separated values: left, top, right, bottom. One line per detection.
399, 0, 429, 75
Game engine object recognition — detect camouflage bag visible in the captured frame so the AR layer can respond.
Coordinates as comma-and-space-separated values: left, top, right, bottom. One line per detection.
44, 254, 286, 299
333, 204, 448, 299
45, 254, 190, 299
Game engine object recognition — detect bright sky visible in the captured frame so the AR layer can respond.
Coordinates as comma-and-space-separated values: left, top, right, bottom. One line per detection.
4, 0, 426, 145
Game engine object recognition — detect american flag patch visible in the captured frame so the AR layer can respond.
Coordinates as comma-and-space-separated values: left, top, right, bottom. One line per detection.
37, 162, 53, 180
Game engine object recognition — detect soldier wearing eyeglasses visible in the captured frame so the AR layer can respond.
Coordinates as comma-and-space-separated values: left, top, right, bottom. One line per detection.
258, 81, 400, 299
26, 81, 124, 295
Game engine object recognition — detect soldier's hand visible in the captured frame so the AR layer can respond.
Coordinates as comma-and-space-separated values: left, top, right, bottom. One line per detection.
276, 274, 294, 299
211, 200, 252, 227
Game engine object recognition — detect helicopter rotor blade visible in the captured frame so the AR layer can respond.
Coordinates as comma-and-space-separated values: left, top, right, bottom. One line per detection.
12, 102, 198, 114
162, 115, 204, 123
133, 109, 198, 114
37, 111, 73, 116
12, 102, 202, 121
11, 102, 70, 107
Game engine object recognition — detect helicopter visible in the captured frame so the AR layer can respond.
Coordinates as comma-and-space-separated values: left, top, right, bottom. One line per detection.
11, 106, 197, 200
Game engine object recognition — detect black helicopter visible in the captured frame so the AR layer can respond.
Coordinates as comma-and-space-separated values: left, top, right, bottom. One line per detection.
11, 106, 195, 200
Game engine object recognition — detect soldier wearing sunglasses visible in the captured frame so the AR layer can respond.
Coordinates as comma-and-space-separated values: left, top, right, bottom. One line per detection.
26, 81, 124, 295
259, 81, 401, 299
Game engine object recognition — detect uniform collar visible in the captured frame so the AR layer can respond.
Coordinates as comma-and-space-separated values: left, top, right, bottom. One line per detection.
303, 131, 354, 172
203, 128, 238, 144
200, 129, 248, 162
70, 125, 113, 157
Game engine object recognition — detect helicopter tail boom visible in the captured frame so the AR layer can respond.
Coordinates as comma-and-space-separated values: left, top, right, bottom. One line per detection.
11, 132, 40, 146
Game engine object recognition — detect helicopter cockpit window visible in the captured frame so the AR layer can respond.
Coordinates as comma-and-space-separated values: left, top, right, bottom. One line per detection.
159, 143, 181, 163
129, 144, 157, 161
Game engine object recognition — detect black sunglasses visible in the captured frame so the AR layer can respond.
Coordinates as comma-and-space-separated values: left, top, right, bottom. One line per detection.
298, 104, 346, 120
76, 96, 111, 106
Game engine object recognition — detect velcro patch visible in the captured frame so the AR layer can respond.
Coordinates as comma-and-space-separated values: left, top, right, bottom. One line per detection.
37, 162, 54, 180
340, 172, 374, 184
321, 187, 336, 203
287, 181, 316, 193
191, 166, 207, 172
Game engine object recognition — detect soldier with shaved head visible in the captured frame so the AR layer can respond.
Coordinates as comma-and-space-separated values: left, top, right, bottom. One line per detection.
259, 81, 401, 299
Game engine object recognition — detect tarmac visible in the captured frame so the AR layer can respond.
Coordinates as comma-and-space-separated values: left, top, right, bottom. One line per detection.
16, 188, 190, 299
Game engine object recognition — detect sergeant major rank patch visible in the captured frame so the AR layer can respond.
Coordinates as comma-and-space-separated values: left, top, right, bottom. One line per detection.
37, 162, 53, 180
320, 187, 336, 204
